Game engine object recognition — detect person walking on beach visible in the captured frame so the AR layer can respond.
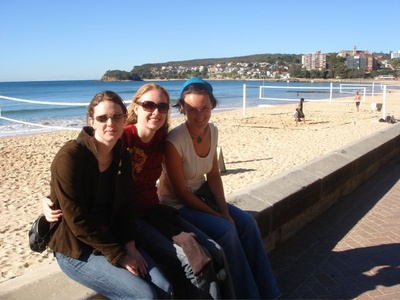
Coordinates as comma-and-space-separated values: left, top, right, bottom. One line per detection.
158, 77, 281, 299
354, 91, 361, 112
45, 91, 172, 299
294, 97, 305, 124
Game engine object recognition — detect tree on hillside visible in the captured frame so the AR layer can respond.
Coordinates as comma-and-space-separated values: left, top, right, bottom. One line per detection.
101, 70, 142, 81
288, 65, 302, 78
392, 59, 399, 70
325, 54, 345, 79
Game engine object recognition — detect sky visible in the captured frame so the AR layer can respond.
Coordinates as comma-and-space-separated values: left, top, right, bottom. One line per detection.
1, 0, 399, 82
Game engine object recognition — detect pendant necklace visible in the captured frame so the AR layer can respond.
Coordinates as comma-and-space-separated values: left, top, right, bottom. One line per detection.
195, 135, 203, 144
186, 123, 208, 144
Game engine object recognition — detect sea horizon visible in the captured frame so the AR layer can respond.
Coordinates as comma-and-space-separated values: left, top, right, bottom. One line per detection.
0, 79, 388, 138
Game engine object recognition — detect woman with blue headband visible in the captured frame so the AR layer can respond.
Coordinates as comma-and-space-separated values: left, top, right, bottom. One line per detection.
158, 77, 281, 299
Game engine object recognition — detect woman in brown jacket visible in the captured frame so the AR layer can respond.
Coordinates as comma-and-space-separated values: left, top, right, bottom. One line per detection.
47, 91, 172, 299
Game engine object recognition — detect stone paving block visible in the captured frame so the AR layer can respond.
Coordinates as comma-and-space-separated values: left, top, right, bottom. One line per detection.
271, 155, 400, 299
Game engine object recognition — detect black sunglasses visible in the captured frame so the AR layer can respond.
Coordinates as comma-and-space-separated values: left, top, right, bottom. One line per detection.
138, 101, 169, 114
94, 113, 126, 123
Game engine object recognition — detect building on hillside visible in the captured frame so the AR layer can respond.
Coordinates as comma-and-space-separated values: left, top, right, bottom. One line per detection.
302, 51, 327, 70
338, 45, 377, 71
372, 52, 386, 60
338, 45, 368, 57
346, 53, 377, 71
391, 50, 400, 59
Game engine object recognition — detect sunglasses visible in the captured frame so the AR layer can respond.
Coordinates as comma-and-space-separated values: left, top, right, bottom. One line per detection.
138, 101, 169, 114
94, 113, 126, 123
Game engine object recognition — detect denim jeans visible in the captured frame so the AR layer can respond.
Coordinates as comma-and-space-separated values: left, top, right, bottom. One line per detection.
179, 203, 281, 299
135, 218, 221, 299
55, 249, 172, 299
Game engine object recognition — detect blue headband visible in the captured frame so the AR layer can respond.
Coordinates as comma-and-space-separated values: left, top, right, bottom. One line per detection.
179, 77, 213, 97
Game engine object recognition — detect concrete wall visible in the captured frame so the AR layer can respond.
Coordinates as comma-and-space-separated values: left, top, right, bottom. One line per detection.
228, 123, 400, 252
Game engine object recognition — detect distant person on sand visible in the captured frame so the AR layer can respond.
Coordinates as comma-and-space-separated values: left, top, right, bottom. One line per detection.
293, 97, 305, 124
353, 91, 361, 112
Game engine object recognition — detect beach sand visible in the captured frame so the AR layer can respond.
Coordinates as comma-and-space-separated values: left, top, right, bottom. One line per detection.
1, 92, 399, 283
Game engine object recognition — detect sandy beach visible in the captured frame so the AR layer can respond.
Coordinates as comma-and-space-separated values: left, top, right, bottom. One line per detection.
1, 91, 399, 283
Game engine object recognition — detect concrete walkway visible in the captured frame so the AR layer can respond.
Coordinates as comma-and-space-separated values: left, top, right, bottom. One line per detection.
269, 154, 400, 299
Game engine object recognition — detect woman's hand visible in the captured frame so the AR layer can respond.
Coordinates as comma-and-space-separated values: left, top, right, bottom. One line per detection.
120, 241, 148, 277
220, 212, 235, 227
42, 196, 62, 222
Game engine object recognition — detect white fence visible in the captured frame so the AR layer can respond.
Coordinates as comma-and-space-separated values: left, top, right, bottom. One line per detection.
338, 82, 400, 97
242, 82, 400, 119
0, 95, 136, 135
0, 95, 88, 132
259, 84, 366, 103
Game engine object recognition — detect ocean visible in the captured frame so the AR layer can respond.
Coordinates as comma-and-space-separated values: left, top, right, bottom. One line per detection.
0, 80, 370, 138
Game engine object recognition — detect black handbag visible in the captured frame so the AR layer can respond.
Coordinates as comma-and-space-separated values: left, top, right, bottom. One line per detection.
28, 214, 60, 253
29, 140, 81, 253
195, 182, 220, 212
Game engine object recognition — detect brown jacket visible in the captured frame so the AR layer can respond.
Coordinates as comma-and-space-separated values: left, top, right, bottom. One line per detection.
48, 127, 137, 266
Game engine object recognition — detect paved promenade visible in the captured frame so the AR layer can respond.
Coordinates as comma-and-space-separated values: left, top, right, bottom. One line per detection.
268, 154, 400, 299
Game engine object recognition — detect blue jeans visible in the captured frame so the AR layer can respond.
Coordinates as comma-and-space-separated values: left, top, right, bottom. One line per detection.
135, 218, 221, 299
55, 249, 172, 299
179, 203, 281, 299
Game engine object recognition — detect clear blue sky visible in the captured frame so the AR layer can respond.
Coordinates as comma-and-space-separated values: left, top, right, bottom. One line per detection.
1, 0, 398, 82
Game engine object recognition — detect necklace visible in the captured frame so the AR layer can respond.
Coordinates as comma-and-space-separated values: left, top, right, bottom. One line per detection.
98, 156, 112, 166
92, 138, 112, 166
186, 123, 208, 144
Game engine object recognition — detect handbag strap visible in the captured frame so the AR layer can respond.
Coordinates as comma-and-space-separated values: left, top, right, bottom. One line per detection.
43, 218, 60, 241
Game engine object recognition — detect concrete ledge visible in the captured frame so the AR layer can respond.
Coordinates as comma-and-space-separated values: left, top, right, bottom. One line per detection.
0, 263, 101, 300
228, 123, 400, 251
2, 123, 400, 299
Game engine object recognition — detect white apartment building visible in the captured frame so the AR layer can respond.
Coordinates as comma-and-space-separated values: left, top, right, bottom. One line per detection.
391, 50, 400, 59
302, 51, 327, 70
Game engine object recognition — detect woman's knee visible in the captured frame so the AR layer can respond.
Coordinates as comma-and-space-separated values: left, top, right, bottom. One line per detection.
229, 206, 258, 228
